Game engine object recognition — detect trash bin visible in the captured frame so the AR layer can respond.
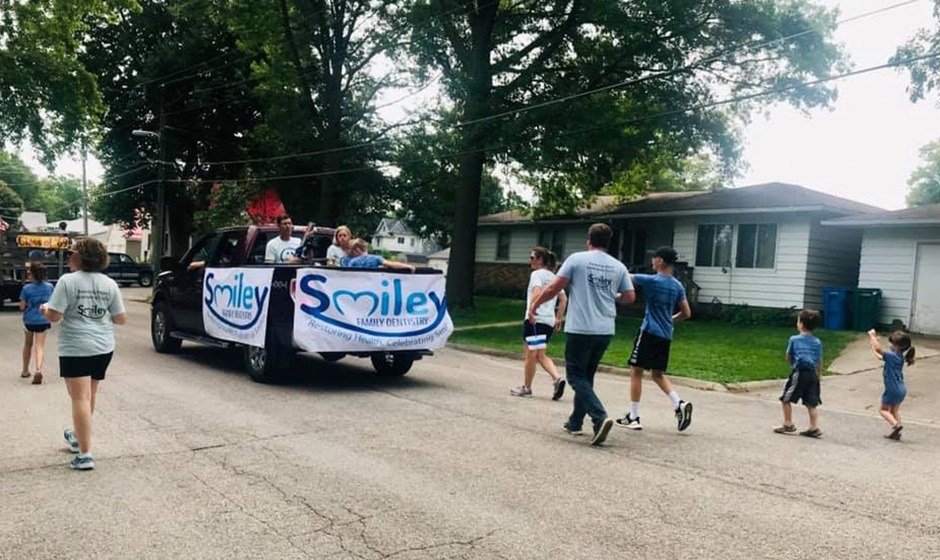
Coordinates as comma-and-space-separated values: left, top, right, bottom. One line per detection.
851, 288, 882, 331
822, 287, 850, 330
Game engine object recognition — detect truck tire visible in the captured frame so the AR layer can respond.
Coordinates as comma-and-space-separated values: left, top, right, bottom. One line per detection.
244, 335, 294, 384
151, 302, 182, 354
319, 352, 345, 363
371, 352, 414, 377
139, 272, 153, 287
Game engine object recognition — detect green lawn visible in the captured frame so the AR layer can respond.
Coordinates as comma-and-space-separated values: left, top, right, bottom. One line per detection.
450, 297, 858, 384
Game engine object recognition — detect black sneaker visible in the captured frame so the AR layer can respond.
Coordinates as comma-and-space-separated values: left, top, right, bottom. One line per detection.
552, 378, 566, 401
675, 401, 693, 432
591, 418, 614, 446
562, 422, 584, 436
799, 428, 822, 439
615, 414, 642, 430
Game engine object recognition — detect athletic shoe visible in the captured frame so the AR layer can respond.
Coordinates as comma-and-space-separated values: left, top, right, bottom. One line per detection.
551, 378, 566, 401
887, 424, 904, 440
64, 429, 79, 453
615, 414, 642, 430
675, 401, 693, 432
69, 453, 94, 471
562, 422, 584, 436
799, 428, 822, 438
773, 424, 797, 434
509, 386, 533, 397
591, 418, 614, 446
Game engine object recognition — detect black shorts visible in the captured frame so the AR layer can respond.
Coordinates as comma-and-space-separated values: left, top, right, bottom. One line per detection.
627, 330, 671, 371
521, 321, 555, 342
780, 365, 821, 407
60, 353, 114, 380
24, 323, 51, 334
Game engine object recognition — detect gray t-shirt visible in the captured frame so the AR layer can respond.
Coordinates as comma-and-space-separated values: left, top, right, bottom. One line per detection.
47, 271, 125, 357
557, 250, 632, 335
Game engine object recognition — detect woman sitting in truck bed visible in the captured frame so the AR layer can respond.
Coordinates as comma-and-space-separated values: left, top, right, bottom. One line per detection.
340, 239, 415, 272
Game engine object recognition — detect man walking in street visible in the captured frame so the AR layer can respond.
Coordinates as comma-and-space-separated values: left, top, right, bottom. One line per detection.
528, 223, 635, 446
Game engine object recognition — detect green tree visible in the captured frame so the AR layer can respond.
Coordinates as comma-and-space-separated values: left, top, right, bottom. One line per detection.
906, 140, 940, 206
400, 0, 845, 307
0, 182, 25, 224
0, 152, 43, 209
0, 0, 137, 162
38, 176, 84, 221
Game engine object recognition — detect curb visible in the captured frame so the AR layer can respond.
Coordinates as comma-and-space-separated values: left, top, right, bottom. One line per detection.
446, 343, 737, 393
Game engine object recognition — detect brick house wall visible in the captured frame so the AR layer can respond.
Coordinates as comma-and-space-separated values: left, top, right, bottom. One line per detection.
474, 262, 530, 298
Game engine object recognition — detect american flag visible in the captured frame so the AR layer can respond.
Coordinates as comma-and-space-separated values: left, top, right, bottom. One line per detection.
0, 216, 9, 231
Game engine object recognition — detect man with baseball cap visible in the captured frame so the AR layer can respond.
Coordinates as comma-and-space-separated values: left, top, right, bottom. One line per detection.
616, 246, 694, 432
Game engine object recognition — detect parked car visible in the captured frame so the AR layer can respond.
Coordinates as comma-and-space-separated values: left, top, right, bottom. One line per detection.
104, 252, 154, 287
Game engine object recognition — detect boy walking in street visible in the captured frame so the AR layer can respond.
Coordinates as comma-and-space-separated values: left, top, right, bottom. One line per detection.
528, 223, 635, 446
616, 246, 693, 432
775, 309, 824, 438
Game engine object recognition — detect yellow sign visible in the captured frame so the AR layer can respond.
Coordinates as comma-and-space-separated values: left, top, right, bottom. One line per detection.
16, 234, 71, 249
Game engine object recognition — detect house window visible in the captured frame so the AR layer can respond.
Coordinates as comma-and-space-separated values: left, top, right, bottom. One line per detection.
695, 224, 733, 267
537, 228, 566, 259
410, 238, 415, 247
398, 237, 405, 244
619, 229, 648, 267
496, 230, 511, 261
736, 224, 777, 269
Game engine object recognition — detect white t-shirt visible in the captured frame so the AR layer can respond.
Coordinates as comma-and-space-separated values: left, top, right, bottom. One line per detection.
46, 271, 125, 356
326, 244, 347, 262
265, 236, 301, 263
526, 268, 558, 327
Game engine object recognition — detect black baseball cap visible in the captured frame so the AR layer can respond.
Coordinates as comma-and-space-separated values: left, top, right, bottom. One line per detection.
654, 246, 678, 265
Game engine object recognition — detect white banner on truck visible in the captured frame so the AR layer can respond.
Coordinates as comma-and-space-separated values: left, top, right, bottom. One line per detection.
203, 267, 274, 348
292, 268, 453, 352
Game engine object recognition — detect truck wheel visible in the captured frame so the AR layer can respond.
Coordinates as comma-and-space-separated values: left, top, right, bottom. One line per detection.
151, 302, 182, 354
244, 340, 294, 384
319, 352, 345, 363
139, 272, 153, 287
371, 352, 414, 376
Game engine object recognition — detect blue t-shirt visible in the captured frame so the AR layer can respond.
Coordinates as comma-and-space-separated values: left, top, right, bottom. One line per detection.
19, 281, 53, 325
786, 333, 822, 372
632, 273, 686, 340
556, 250, 632, 336
341, 254, 384, 269
882, 351, 906, 396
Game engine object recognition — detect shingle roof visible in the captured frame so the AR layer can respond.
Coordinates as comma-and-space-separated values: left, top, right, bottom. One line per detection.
822, 203, 940, 227
375, 218, 413, 236
479, 183, 882, 225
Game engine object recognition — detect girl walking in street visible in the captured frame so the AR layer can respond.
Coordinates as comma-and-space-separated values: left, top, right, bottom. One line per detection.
19, 261, 53, 384
867, 329, 914, 440
41, 238, 126, 470
511, 247, 568, 399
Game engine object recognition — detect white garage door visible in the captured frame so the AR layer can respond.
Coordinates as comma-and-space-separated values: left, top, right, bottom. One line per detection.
912, 243, 940, 335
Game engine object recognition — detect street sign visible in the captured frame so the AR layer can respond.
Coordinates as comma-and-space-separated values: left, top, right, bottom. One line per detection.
16, 234, 71, 249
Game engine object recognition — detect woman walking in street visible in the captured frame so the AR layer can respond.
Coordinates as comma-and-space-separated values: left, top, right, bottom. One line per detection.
41, 238, 126, 470
19, 261, 53, 384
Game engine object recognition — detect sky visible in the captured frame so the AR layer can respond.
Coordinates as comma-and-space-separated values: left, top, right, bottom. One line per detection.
12, 0, 940, 212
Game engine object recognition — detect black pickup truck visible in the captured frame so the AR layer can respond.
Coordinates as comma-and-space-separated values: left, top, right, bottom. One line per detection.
105, 252, 154, 287
151, 224, 439, 383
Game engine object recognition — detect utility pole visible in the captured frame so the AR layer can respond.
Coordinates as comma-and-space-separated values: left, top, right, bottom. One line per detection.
154, 86, 167, 274
81, 140, 89, 235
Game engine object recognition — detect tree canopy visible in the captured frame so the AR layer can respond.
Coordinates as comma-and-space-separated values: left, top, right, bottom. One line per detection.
906, 139, 940, 206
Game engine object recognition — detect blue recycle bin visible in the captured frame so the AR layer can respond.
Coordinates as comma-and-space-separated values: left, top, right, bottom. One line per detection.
822, 287, 850, 330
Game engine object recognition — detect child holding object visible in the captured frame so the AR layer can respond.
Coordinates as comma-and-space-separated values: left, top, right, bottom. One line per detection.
774, 309, 824, 438
510, 246, 568, 400
867, 329, 914, 441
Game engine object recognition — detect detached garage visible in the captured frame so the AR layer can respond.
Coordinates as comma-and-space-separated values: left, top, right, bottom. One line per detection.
824, 204, 940, 334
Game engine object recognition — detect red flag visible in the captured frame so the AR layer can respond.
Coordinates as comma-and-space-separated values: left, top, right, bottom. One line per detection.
246, 188, 286, 224
0, 216, 9, 231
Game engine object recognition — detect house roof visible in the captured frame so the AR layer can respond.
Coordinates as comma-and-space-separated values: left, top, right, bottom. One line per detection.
46, 217, 109, 236
822, 203, 940, 227
479, 183, 882, 225
19, 211, 48, 231
374, 218, 413, 236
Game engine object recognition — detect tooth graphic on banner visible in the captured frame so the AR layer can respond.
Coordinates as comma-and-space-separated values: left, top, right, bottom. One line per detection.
292, 268, 454, 353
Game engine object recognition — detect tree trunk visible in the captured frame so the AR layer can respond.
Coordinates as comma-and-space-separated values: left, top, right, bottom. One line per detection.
445, 3, 497, 309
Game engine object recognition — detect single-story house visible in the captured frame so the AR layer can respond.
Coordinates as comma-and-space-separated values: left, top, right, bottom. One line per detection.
476, 183, 880, 309
823, 203, 940, 334
372, 218, 439, 255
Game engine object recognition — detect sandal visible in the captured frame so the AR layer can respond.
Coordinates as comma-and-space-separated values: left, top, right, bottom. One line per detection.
31, 372, 43, 385
20, 371, 31, 378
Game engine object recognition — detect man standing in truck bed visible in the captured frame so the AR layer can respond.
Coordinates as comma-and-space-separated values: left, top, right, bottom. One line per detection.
265, 214, 301, 263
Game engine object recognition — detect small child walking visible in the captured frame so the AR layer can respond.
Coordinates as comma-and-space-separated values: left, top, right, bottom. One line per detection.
775, 309, 823, 438
19, 261, 53, 384
867, 329, 914, 441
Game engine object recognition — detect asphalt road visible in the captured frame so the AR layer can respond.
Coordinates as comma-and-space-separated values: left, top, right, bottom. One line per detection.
1, 288, 937, 560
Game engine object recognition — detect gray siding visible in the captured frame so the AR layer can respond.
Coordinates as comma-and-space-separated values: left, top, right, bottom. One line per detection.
858, 226, 940, 326
803, 223, 862, 309
475, 226, 538, 263
674, 214, 813, 308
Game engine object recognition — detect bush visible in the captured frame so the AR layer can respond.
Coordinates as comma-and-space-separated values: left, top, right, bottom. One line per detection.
696, 301, 798, 327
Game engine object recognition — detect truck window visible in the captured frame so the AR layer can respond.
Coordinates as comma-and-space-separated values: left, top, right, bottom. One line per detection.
184, 234, 222, 267
209, 230, 245, 266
